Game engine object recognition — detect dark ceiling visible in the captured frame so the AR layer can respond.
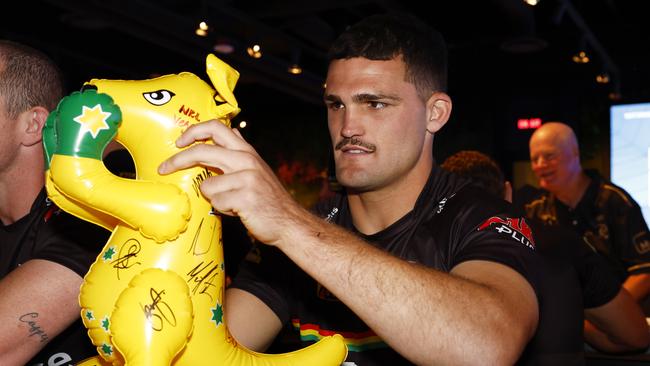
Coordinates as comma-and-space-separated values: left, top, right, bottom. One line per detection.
2, 0, 650, 169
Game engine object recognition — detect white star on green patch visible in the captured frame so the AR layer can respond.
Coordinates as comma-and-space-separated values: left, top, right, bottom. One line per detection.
102, 246, 116, 261
211, 303, 223, 327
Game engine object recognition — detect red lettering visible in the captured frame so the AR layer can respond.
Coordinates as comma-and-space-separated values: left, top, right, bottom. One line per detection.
174, 115, 190, 127
179, 105, 200, 121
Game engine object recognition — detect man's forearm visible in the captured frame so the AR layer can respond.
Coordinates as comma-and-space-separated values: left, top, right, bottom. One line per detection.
0, 260, 82, 365
584, 288, 650, 353
584, 319, 649, 353
275, 210, 536, 365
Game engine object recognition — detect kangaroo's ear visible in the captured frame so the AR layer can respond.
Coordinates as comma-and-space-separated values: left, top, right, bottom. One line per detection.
206, 54, 239, 106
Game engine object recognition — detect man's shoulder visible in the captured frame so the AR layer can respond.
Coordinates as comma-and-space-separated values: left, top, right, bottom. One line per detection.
433, 184, 513, 228
595, 180, 639, 209
418, 166, 487, 217
584, 169, 636, 207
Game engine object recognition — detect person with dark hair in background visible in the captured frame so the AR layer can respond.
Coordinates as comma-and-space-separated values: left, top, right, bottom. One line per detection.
0, 40, 108, 365
442, 150, 649, 363
518, 122, 650, 314
159, 13, 544, 365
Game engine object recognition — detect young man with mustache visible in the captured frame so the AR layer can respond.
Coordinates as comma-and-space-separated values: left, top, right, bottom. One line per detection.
160, 13, 544, 365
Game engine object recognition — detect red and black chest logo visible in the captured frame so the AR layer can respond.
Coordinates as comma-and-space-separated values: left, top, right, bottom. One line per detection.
477, 216, 536, 250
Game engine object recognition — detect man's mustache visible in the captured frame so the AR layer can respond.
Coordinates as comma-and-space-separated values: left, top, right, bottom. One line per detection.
335, 137, 377, 152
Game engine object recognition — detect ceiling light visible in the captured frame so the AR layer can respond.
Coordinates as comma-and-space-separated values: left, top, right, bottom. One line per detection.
287, 48, 303, 75
247, 44, 262, 59
572, 51, 590, 64
596, 73, 610, 84
239, 121, 247, 129
572, 36, 590, 64
288, 64, 302, 75
523, 0, 540, 5
195, 21, 209, 37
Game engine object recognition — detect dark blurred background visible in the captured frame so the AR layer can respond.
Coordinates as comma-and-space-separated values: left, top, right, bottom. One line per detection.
2, 0, 650, 196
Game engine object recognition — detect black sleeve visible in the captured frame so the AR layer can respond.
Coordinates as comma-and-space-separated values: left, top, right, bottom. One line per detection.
32, 209, 109, 278
228, 243, 293, 325
454, 220, 544, 298
534, 224, 621, 308
579, 244, 622, 308
611, 195, 650, 275
446, 192, 544, 297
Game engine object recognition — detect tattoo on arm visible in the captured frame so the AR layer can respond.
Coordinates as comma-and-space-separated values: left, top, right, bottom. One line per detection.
19, 312, 49, 343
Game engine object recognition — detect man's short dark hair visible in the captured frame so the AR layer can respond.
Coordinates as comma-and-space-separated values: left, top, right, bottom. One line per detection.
441, 150, 505, 198
328, 13, 448, 98
0, 40, 64, 119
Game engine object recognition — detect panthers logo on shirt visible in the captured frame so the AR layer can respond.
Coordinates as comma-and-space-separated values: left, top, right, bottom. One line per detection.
477, 216, 536, 250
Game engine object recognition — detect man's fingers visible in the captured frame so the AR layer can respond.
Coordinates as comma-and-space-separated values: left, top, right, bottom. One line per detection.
159, 143, 235, 175
159, 120, 260, 175
177, 120, 249, 152
175, 120, 226, 147
232, 127, 244, 139
200, 173, 249, 215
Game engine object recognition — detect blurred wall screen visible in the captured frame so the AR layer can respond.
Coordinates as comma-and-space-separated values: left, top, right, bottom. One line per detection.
610, 102, 650, 224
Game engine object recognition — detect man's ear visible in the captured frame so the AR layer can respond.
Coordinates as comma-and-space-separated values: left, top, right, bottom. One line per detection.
425, 92, 452, 134
22, 106, 49, 146
504, 180, 513, 203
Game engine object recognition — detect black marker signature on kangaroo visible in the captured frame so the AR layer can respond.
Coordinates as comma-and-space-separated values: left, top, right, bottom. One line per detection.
186, 261, 221, 301
141, 287, 177, 332
112, 238, 142, 280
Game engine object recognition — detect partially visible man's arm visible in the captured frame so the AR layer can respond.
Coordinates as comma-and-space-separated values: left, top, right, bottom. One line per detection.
584, 287, 650, 353
0, 260, 83, 365
225, 288, 283, 351
618, 196, 650, 303
624, 273, 650, 303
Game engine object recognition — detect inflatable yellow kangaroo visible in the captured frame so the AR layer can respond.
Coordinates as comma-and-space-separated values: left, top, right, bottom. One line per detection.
43, 54, 347, 366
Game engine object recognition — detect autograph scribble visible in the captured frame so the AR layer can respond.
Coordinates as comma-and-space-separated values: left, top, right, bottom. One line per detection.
19, 312, 49, 342
112, 238, 142, 280
186, 261, 221, 300
141, 288, 177, 331
189, 218, 207, 256
192, 168, 214, 198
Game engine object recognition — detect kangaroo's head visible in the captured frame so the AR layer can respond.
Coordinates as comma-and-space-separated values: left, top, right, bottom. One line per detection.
86, 54, 240, 176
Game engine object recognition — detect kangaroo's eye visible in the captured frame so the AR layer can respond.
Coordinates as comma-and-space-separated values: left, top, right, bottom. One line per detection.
143, 90, 175, 106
